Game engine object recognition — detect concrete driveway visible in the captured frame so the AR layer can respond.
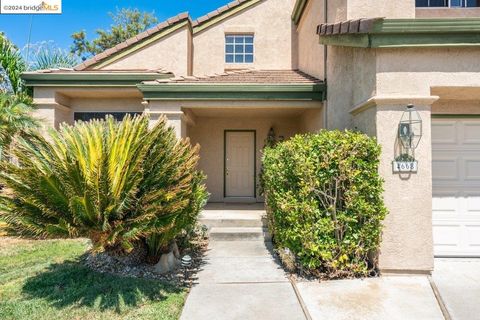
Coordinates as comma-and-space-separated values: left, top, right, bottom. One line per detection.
296, 276, 444, 320
433, 258, 480, 320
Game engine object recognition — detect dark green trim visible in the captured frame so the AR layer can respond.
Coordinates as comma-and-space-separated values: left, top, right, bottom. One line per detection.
138, 83, 326, 101
21, 72, 173, 87
319, 18, 480, 48
224, 130, 257, 199
292, 0, 308, 25
432, 114, 480, 119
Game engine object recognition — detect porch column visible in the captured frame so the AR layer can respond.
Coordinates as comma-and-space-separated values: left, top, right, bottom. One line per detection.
352, 96, 439, 274
33, 89, 73, 129
144, 101, 187, 139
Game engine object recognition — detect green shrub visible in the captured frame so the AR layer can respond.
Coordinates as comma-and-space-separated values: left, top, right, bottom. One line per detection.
262, 130, 387, 278
0, 115, 208, 260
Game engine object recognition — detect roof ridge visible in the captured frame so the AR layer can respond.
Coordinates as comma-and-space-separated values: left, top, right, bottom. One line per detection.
192, 0, 257, 27
74, 12, 192, 71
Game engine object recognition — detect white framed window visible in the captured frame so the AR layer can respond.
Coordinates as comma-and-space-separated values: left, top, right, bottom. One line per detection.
416, 0, 479, 7
225, 34, 254, 64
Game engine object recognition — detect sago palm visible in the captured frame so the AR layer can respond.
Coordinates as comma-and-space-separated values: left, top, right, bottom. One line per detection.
0, 115, 208, 256
0, 93, 38, 159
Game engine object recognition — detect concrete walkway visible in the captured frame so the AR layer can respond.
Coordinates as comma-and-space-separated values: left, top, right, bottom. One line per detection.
433, 258, 480, 320
181, 205, 451, 320
180, 204, 305, 320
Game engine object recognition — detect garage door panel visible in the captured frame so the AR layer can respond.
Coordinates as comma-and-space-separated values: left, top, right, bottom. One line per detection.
464, 158, 480, 181
432, 118, 480, 257
433, 224, 462, 247
463, 122, 480, 144
432, 158, 459, 181
432, 121, 458, 145
432, 194, 459, 215
466, 194, 480, 214
467, 225, 480, 247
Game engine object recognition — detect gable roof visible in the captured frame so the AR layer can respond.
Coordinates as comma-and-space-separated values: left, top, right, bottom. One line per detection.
74, 13, 191, 71
74, 0, 264, 71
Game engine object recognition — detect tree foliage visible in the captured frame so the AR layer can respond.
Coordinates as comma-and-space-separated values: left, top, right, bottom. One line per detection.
0, 92, 37, 160
0, 34, 27, 93
71, 8, 158, 60
0, 115, 208, 258
27, 41, 80, 71
262, 131, 387, 278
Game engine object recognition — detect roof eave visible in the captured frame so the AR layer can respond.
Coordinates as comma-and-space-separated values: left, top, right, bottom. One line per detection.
292, 0, 308, 25
21, 72, 174, 87
318, 18, 480, 48
137, 83, 326, 101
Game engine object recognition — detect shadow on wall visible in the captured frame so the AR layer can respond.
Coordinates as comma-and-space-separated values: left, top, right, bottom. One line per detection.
22, 260, 183, 313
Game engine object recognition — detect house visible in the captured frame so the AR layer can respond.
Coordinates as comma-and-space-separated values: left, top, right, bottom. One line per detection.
22, 0, 480, 275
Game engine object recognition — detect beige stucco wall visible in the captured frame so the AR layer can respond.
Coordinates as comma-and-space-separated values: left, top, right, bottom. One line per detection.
328, 45, 480, 273
101, 26, 191, 76
326, 0, 414, 22
192, 0, 297, 75
301, 108, 324, 133
326, 46, 376, 130
376, 48, 480, 96
376, 104, 433, 273
188, 115, 302, 202
327, 0, 347, 23
416, 8, 480, 18
347, 0, 415, 19
297, 0, 325, 80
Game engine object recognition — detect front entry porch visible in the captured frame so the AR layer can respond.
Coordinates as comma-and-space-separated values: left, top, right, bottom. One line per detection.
183, 105, 323, 203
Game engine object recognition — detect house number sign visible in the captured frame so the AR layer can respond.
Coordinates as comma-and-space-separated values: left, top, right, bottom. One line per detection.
392, 161, 418, 173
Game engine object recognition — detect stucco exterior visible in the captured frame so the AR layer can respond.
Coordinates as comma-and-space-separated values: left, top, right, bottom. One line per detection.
192, 0, 297, 75
296, 0, 325, 80
100, 26, 192, 76
24, 0, 480, 274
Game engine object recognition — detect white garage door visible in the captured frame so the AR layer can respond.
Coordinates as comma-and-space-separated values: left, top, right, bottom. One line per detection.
432, 118, 480, 257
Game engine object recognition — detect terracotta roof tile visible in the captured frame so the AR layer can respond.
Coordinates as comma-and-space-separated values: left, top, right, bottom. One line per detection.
149, 70, 322, 85
192, 0, 258, 26
317, 18, 384, 36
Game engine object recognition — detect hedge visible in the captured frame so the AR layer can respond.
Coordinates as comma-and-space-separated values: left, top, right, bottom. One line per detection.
262, 130, 387, 278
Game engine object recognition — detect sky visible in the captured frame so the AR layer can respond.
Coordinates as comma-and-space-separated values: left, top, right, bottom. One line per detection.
0, 0, 232, 50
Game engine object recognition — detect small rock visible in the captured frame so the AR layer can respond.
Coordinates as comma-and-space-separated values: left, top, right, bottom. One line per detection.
154, 251, 180, 274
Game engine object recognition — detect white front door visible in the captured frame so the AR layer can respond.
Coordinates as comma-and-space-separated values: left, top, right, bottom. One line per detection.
432, 118, 480, 256
225, 131, 256, 198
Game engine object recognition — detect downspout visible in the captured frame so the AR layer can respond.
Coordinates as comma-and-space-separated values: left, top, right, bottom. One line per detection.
323, 0, 329, 129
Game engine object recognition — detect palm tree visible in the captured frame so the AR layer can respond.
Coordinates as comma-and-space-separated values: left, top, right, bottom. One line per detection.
0, 115, 208, 259
27, 41, 80, 71
0, 93, 38, 160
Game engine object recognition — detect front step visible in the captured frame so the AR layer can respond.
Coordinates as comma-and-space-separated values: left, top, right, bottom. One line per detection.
209, 227, 272, 241
200, 217, 266, 228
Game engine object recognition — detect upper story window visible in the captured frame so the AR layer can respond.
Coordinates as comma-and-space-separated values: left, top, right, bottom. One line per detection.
416, 0, 480, 7
225, 34, 254, 64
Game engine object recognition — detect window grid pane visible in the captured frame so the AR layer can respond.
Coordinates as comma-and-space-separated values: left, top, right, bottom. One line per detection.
416, 0, 479, 6
225, 34, 254, 64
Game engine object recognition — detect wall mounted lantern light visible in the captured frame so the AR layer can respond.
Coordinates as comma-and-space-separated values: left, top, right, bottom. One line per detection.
398, 104, 423, 151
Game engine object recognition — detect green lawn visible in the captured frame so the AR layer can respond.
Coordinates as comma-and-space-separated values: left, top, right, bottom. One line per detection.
0, 238, 187, 320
